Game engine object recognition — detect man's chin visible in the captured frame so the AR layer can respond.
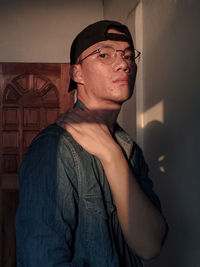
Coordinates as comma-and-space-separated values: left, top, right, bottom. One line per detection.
118, 87, 134, 102
112, 92, 133, 105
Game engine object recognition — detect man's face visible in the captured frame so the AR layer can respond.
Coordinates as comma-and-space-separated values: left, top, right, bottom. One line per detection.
76, 38, 137, 108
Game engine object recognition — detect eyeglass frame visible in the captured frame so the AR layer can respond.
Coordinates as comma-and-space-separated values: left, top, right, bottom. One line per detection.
76, 46, 141, 65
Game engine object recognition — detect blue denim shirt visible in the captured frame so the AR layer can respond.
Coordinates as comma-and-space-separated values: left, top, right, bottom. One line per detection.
15, 101, 161, 267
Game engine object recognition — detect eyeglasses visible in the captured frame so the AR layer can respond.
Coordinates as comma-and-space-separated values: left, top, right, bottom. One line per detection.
77, 46, 141, 65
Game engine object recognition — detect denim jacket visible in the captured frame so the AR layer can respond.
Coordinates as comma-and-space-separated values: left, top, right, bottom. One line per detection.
15, 101, 161, 267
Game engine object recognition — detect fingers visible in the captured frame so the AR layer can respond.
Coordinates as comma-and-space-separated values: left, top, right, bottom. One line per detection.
55, 108, 114, 158
65, 121, 83, 136
56, 109, 91, 133
57, 108, 102, 124
55, 108, 109, 139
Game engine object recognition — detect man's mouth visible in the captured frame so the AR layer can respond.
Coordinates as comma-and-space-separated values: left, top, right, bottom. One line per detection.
113, 78, 129, 84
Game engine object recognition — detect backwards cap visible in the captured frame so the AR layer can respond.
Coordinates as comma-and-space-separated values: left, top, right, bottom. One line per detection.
68, 20, 134, 92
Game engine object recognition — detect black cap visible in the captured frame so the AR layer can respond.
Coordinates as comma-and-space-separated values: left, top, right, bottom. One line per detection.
68, 20, 134, 92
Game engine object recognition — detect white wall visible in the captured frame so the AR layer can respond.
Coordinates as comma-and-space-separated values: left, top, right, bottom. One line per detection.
0, 0, 103, 62
141, 1, 200, 267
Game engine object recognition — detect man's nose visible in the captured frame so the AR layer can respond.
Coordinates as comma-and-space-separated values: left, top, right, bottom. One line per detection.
113, 52, 129, 71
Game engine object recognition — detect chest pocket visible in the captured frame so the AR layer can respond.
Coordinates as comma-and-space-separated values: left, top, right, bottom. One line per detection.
83, 195, 116, 257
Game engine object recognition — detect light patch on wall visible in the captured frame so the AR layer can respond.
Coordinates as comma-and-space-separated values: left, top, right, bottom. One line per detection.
158, 154, 165, 173
138, 100, 164, 128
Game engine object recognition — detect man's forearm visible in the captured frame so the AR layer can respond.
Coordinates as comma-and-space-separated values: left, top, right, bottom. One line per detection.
100, 144, 167, 260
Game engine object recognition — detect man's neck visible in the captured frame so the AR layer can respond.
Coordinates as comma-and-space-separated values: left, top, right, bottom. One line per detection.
76, 97, 121, 132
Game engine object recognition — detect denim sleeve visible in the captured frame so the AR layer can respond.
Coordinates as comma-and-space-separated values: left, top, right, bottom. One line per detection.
15, 128, 82, 266
130, 143, 162, 212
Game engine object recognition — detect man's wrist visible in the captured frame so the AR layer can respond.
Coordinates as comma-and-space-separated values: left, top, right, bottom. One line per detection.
99, 142, 124, 165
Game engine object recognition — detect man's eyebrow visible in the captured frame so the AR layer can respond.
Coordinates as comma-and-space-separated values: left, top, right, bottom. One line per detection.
98, 43, 132, 50
124, 47, 133, 51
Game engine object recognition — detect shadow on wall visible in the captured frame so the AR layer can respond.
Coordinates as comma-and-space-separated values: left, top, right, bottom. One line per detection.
144, 120, 168, 182
143, 120, 174, 267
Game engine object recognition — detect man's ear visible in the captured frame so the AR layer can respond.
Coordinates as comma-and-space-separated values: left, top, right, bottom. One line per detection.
69, 65, 84, 85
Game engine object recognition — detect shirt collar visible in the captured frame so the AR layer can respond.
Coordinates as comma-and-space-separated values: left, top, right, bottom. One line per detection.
114, 124, 133, 159
73, 99, 86, 110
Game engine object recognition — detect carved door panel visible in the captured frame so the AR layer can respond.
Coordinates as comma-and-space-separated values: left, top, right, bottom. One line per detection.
0, 63, 73, 267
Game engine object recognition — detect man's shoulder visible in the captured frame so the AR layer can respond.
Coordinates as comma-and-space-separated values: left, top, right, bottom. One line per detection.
21, 124, 80, 178
31, 123, 77, 147
24, 123, 82, 161
32, 123, 69, 142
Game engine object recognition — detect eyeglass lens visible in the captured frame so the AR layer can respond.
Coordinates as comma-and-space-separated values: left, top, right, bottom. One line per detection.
98, 47, 139, 65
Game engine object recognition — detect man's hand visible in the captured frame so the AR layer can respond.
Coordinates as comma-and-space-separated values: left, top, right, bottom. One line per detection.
56, 109, 119, 162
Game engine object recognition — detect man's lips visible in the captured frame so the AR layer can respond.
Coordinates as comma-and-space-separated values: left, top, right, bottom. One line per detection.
113, 77, 129, 83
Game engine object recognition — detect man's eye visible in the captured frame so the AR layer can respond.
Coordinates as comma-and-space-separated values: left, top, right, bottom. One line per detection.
99, 53, 110, 58
124, 55, 134, 61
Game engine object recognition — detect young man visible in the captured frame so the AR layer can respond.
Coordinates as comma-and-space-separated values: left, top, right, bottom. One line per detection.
15, 20, 167, 267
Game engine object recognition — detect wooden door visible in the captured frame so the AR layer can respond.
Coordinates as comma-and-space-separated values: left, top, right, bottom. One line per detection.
0, 63, 74, 267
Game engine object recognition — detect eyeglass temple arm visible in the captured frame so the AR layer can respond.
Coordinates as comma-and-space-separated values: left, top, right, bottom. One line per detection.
77, 49, 100, 64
